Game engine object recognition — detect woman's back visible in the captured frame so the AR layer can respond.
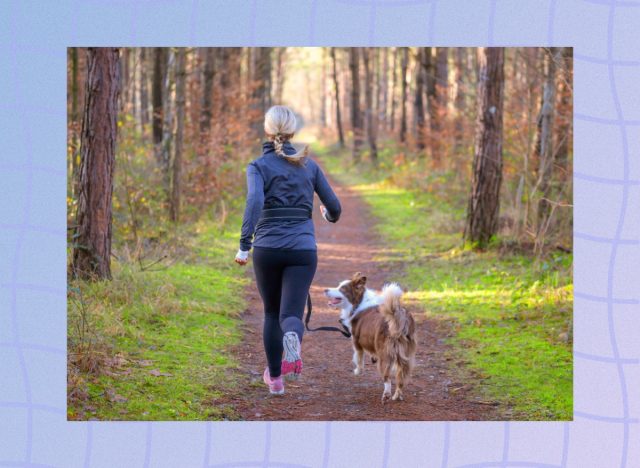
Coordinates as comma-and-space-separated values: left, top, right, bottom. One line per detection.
240, 141, 341, 251
254, 142, 316, 211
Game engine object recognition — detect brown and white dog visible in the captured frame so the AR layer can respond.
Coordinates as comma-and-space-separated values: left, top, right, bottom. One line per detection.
324, 272, 417, 402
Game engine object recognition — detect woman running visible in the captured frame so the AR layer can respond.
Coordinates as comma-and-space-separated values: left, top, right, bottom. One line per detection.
235, 105, 342, 395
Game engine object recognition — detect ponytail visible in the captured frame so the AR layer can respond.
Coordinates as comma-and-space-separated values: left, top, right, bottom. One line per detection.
271, 132, 308, 166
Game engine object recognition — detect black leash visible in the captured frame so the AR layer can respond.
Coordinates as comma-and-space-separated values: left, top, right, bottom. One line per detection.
304, 293, 351, 338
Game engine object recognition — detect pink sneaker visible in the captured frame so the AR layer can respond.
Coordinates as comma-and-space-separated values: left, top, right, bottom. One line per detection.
263, 368, 284, 395
281, 331, 303, 381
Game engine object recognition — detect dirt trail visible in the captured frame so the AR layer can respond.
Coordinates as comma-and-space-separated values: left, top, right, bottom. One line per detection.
224, 165, 496, 421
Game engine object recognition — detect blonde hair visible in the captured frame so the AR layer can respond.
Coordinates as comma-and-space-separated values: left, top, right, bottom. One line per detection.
264, 105, 308, 165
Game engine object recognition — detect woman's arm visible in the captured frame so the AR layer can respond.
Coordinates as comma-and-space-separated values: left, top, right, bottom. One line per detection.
315, 165, 341, 222
239, 163, 265, 251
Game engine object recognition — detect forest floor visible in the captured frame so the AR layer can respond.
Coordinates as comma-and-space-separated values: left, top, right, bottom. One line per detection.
223, 143, 572, 421
68, 144, 571, 421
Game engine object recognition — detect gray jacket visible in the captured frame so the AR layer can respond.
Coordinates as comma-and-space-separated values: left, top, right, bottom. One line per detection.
239, 142, 341, 251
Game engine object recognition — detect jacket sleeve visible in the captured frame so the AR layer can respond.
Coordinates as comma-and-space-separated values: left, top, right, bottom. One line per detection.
314, 165, 341, 223
239, 163, 265, 251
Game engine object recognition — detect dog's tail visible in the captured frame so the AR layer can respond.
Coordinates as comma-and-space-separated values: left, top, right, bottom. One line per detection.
380, 283, 415, 377
380, 283, 408, 339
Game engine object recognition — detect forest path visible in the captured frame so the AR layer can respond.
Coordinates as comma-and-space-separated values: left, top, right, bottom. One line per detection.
223, 161, 496, 421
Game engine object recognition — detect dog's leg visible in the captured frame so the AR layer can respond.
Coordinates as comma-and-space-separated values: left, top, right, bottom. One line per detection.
380, 360, 392, 403
392, 362, 406, 401
352, 347, 364, 375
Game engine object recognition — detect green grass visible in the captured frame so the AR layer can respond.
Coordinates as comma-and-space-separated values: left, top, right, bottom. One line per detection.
68, 210, 248, 421
315, 143, 573, 420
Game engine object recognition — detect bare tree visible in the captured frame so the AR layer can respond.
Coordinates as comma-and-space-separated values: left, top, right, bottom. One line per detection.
464, 48, 505, 248
161, 49, 175, 199
330, 48, 345, 148
200, 47, 215, 135
390, 48, 398, 131
414, 48, 426, 151
380, 48, 389, 131
152, 47, 165, 166
218, 47, 242, 150
119, 48, 130, 114
320, 48, 327, 127
453, 47, 466, 153
428, 47, 448, 164
170, 49, 187, 223
249, 48, 272, 138
252, 48, 272, 120
399, 47, 409, 143
363, 48, 378, 164
555, 47, 572, 178
70, 47, 80, 197
273, 48, 286, 104
139, 48, 149, 133
72, 48, 120, 280
534, 48, 561, 233
349, 47, 363, 162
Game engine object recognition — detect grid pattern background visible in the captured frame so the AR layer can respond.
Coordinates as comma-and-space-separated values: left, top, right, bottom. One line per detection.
0, 0, 638, 466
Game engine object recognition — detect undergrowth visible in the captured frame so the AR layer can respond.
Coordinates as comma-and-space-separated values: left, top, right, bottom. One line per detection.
67, 209, 248, 420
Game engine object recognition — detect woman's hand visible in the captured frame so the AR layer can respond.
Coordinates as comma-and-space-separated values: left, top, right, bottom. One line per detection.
320, 205, 330, 222
235, 249, 249, 266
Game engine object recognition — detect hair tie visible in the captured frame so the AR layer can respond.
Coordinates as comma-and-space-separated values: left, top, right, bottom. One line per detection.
273, 133, 286, 157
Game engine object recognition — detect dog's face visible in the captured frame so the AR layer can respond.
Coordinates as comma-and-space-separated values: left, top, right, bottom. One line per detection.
324, 272, 367, 309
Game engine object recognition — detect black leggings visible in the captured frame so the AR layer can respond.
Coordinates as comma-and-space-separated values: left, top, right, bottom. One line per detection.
252, 247, 318, 377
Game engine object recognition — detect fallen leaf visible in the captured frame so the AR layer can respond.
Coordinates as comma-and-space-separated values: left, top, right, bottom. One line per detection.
105, 389, 128, 403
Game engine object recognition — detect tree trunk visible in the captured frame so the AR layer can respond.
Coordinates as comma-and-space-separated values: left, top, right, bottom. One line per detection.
161, 49, 175, 201
200, 47, 215, 134
454, 47, 466, 153
380, 48, 389, 131
399, 47, 409, 143
390, 48, 398, 131
72, 48, 120, 280
320, 48, 327, 127
152, 47, 165, 166
429, 47, 448, 164
331, 47, 344, 148
535, 47, 560, 233
363, 48, 378, 164
170, 49, 186, 223
349, 47, 363, 163
219, 47, 242, 150
139, 48, 149, 133
555, 47, 572, 179
70, 47, 80, 197
273, 48, 286, 104
414, 48, 426, 151
464, 47, 505, 248
330, 48, 345, 148
251, 47, 272, 137
119, 48, 129, 114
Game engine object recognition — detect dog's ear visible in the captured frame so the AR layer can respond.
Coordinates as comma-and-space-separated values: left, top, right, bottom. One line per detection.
353, 273, 367, 286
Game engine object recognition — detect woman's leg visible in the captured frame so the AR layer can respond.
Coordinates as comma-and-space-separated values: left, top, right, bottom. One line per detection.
252, 248, 284, 378
279, 250, 318, 341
